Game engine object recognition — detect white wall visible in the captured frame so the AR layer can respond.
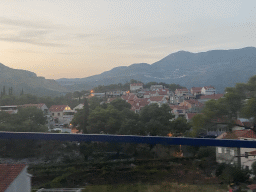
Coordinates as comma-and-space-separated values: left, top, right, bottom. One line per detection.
5, 167, 31, 192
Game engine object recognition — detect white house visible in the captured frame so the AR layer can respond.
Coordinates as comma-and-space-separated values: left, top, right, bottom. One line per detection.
150, 85, 163, 90
73, 103, 84, 111
130, 83, 143, 92
0, 164, 31, 192
216, 129, 256, 170
201, 86, 216, 95
0, 105, 18, 114
49, 105, 75, 125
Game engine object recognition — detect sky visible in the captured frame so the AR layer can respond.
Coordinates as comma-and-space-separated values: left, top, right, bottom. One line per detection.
0, 0, 256, 79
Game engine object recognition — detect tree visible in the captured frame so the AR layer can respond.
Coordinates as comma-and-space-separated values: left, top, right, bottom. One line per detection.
0, 107, 47, 132
2, 86, 5, 96
139, 104, 174, 136
171, 117, 191, 135
190, 114, 207, 137
87, 105, 122, 134
241, 97, 256, 123
251, 161, 256, 175
71, 98, 90, 133
110, 98, 131, 111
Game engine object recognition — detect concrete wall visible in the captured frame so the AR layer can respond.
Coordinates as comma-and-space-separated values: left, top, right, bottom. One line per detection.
5, 166, 31, 192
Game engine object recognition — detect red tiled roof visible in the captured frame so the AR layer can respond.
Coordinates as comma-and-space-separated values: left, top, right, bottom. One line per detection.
191, 87, 202, 91
49, 105, 68, 112
20, 103, 46, 109
248, 184, 256, 190
173, 105, 189, 110
176, 88, 189, 92
203, 86, 215, 89
243, 122, 253, 128
158, 89, 169, 95
186, 113, 197, 120
136, 98, 150, 107
234, 119, 244, 127
149, 96, 165, 102
220, 129, 256, 139
0, 164, 26, 191
184, 99, 204, 107
200, 94, 224, 100
249, 150, 256, 155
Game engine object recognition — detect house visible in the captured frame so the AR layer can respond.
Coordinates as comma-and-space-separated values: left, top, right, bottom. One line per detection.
175, 88, 189, 97
0, 164, 31, 192
157, 88, 170, 96
201, 86, 216, 95
170, 105, 189, 118
130, 98, 150, 113
190, 87, 202, 96
179, 99, 204, 113
106, 90, 122, 97
130, 83, 143, 92
49, 105, 75, 125
150, 85, 163, 90
0, 105, 18, 114
149, 96, 168, 106
186, 113, 197, 122
121, 93, 138, 102
91, 92, 105, 98
20, 103, 49, 114
216, 129, 256, 170
198, 94, 224, 104
73, 103, 84, 111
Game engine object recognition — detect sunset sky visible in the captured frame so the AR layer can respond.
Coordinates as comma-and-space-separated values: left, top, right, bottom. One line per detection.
0, 0, 256, 79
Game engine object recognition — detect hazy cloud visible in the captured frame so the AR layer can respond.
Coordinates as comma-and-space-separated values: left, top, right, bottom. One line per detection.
0, 17, 64, 29
0, 36, 65, 47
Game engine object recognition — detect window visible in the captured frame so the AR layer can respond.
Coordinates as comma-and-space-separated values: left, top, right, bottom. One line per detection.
58, 113, 60, 116
230, 149, 235, 156
218, 147, 222, 153
245, 152, 248, 158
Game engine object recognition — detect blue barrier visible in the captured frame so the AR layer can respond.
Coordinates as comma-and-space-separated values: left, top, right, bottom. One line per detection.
0, 132, 256, 148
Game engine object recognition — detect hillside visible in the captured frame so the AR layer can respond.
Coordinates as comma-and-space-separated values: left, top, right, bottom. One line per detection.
0, 63, 67, 96
57, 47, 256, 93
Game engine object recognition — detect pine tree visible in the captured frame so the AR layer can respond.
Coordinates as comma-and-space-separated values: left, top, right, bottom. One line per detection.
3, 86, 5, 96
20, 88, 24, 96
83, 98, 90, 134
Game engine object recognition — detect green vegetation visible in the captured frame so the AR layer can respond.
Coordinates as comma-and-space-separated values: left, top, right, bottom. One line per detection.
190, 75, 256, 136
72, 98, 190, 136
83, 183, 226, 192
0, 107, 47, 132
92, 79, 185, 92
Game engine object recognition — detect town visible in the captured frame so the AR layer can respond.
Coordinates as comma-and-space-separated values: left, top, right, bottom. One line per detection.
1, 76, 256, 191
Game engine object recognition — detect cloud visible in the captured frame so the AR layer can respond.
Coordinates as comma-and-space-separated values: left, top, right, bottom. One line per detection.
0, 36, 65, 47
0, 17, 96, 47
0, 17, 64, 29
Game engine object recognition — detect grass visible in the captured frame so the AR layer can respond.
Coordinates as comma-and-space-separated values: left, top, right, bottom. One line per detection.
83, 183, 227, 192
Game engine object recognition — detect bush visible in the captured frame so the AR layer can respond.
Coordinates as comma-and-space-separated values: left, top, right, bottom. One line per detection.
252, 161, 256, 175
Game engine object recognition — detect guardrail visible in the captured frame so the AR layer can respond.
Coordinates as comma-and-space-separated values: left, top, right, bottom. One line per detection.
0, 132, 256, 148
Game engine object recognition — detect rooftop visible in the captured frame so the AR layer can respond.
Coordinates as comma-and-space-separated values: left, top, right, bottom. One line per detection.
0, 164, 27, 192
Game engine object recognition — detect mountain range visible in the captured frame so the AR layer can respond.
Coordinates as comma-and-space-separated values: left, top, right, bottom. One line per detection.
0, 63, 67, 97
1, 47, 256, 96
57, 47, 256, 93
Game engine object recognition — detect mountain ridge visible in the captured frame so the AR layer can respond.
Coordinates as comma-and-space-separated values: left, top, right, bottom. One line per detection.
56, 47, 256, 93
0, 63, 67, 96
